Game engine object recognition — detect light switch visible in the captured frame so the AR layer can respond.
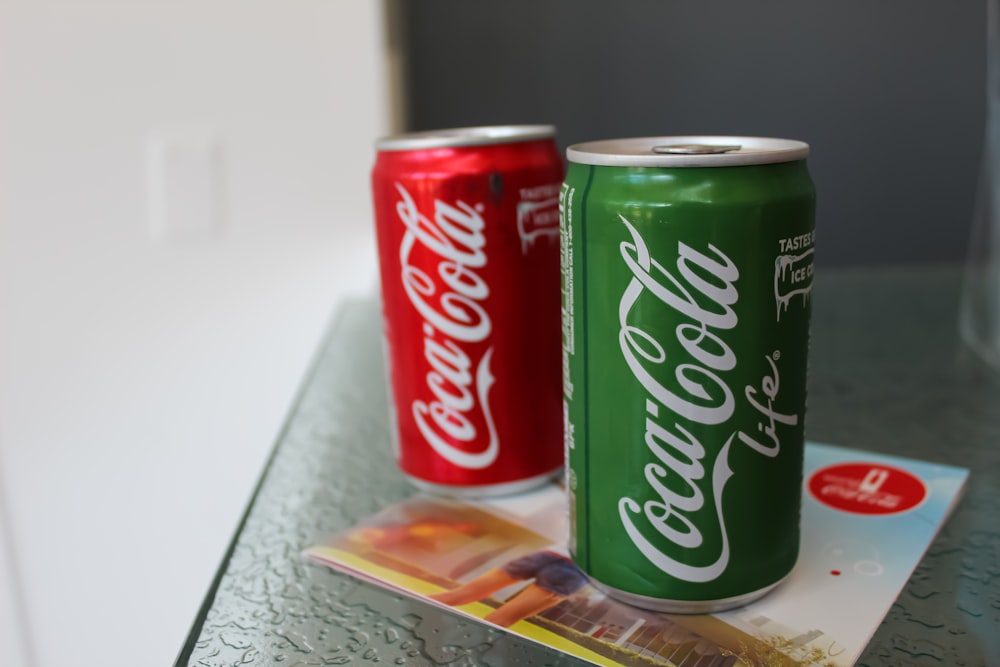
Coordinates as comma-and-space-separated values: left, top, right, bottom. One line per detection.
147, 131, 224, 240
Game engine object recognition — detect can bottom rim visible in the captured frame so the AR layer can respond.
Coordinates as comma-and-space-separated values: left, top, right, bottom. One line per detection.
405, 468, 562, 499
588, 573, 790, 615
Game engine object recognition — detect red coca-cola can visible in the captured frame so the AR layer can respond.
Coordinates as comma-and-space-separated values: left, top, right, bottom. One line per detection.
371, 125, 565, 497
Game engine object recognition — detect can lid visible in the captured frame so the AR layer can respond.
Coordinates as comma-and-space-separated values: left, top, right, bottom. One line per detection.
376, 125, 556, 151
566, 136, 809, 167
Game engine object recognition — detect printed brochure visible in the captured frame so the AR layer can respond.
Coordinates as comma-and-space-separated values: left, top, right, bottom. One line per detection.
305, 442, 968, 667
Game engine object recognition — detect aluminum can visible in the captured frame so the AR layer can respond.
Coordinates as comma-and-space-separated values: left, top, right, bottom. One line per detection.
561, 136, 815, 612
372, 125, 565, 497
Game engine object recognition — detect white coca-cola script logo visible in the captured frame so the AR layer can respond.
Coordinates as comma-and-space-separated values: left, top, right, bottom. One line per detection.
616, 215, 799, 582
395, 183, 499, 469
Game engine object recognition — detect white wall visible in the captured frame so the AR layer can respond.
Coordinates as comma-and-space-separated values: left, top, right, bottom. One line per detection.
0, 2, 390, 666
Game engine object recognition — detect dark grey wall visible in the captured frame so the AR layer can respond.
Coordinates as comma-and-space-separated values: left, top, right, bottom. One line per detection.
400, 1, 986, 266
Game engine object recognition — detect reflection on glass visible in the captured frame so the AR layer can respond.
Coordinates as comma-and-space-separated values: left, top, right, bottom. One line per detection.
961, 0, 1000, 370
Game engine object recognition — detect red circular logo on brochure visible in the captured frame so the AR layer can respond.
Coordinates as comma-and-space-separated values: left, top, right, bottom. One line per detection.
808, 463, 927, 515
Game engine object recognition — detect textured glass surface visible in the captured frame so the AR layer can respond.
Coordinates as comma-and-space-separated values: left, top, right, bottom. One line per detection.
176, 266, 1000, 667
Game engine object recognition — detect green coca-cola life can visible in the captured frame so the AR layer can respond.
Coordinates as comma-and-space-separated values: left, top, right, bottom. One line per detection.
561, 136, 815, 613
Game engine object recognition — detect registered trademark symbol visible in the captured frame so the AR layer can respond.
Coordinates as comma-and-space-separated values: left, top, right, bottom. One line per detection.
772, 350, 782, 361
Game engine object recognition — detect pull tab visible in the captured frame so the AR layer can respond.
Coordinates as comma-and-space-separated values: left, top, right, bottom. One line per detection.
652, 144, 742, 155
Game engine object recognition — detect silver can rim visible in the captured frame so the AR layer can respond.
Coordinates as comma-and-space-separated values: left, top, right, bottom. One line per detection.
588, 572, 790, 614
376, 124, 557, 151
566, 135, 809, 167
404, 468, 562, 499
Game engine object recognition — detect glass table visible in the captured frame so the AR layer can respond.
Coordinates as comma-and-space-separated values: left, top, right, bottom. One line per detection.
175, 265, 1000, 667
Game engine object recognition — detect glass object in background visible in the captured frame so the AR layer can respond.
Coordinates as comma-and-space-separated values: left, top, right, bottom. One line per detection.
962, 0, 1000, 370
